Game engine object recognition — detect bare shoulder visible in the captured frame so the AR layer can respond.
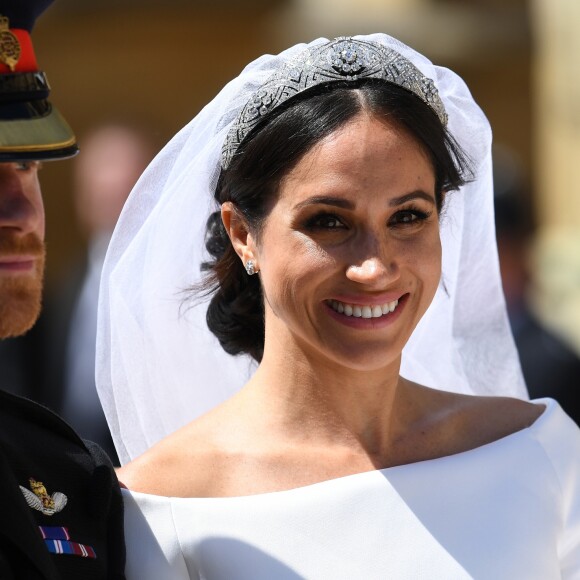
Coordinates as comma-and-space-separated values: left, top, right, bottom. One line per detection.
463, 394, 544, 425
406, 384, 546, 457
449, 393, 545, 446
116, 423, 230, 498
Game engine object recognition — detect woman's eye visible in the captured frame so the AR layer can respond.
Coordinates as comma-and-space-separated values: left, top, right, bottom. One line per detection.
389, 209, 431, 227
396, 211, 418, 223
307, 214, 345, 230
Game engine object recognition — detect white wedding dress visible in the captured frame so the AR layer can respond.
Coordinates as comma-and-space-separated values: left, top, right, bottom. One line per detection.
122, 398, 580, 579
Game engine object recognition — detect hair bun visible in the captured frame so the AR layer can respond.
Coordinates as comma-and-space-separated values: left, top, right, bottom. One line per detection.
204, 210, 230, 262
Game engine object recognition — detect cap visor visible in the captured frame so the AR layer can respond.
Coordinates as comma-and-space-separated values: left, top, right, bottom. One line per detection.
0, 105, 78, 161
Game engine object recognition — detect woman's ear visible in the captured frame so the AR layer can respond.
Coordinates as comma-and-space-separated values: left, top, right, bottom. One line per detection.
221, 202, 258, 267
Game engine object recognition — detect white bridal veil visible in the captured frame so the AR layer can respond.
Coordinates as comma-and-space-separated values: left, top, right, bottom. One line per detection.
96, 33, 528, 465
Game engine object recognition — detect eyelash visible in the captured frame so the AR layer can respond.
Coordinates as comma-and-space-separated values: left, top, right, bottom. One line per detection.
305, 213, 346, 230
390, 207, 432, 227
304, 206, 433, 230
15, 161, 41, 172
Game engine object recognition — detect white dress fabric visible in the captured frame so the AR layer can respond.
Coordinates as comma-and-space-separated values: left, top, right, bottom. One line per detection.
122, 399, 580, 580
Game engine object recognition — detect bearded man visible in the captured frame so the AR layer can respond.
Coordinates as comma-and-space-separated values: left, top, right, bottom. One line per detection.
0, 160, 45, 338
0, 1, 125, 578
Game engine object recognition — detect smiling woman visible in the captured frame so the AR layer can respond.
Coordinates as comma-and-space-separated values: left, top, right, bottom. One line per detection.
220, 114, 443, 372
97, 35, 580, 579
202, 83, 466, 379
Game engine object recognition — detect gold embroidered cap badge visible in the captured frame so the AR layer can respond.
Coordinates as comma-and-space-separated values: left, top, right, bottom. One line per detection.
20, 478, 68, 516
0, 15, 21, 71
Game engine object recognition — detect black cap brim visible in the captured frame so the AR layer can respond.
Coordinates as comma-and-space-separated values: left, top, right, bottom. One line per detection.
0, 103, 78, 161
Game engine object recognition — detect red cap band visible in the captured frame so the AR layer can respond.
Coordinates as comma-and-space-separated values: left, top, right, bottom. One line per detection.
0, 29, 38, 74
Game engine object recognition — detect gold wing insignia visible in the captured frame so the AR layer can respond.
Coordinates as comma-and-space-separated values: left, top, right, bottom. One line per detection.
19, 479, 68, 516
51, 492, 68, 514
20, 485, 44, 511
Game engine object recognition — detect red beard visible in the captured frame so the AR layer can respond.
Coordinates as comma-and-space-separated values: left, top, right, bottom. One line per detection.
0, 233, 46, 339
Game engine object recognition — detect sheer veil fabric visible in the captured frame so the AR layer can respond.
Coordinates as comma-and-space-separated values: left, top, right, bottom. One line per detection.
96, 33, 528, 466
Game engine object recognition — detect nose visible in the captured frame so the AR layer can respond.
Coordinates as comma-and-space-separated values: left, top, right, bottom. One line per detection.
345, 233, 400, 287
0, 164, 42, 235
346, 257, 399, 286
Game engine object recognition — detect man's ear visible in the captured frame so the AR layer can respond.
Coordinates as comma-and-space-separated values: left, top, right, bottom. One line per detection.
221, 202, 257, 266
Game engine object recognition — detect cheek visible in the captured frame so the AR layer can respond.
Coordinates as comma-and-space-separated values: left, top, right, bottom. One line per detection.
421, 230, 442, 269
30, 179, 45, 239
38, 199, 46, 239
417, 232, 442, 295
399, 229, 442, 289
259, 234, 332, 311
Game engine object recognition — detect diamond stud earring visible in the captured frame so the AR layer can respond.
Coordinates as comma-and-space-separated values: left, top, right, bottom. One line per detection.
245, 260, 256, 276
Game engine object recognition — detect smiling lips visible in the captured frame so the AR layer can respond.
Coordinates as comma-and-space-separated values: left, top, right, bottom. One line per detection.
326, 298, 399, 319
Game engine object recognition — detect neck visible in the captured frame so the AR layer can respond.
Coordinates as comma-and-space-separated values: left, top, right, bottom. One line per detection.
240, 328, 411, 460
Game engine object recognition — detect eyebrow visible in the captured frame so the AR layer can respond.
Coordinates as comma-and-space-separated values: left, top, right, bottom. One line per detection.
293, 191, 435, 211
294, 196, 355, 210
389, 191, 436, 207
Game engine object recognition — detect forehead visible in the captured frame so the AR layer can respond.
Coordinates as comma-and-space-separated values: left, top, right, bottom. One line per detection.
279, 113, 435, 202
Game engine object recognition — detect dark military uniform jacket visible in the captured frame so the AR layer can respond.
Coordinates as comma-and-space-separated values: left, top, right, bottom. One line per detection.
0, 389, 125, 579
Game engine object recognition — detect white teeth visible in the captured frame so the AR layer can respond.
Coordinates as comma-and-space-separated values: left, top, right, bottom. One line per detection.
328, 298, 400, 319
372, 305, 383, 318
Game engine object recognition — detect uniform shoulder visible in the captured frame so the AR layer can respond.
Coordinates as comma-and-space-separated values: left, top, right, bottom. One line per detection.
0, 389, 87, 448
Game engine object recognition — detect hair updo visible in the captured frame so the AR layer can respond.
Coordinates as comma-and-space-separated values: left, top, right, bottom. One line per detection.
199, 79, 470, 362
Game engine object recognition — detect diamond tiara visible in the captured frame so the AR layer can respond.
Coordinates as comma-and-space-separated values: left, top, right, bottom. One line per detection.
221, 37, 447, 169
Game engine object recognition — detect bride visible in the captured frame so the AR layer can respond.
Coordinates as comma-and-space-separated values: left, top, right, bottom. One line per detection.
97, 34, 580, 578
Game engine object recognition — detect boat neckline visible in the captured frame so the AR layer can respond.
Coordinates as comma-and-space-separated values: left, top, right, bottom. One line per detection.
123, 397, 555, 501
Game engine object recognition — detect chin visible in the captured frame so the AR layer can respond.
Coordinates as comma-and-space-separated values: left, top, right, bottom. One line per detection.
0, 295, 42, 338
314, 334, 405, 374
314, 310, 424, 373
0, 273, 43, 339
